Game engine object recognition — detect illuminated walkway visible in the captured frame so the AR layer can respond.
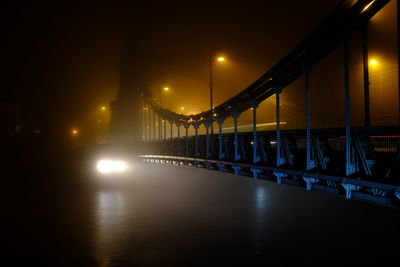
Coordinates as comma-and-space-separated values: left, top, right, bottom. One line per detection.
6, 157, 400, 266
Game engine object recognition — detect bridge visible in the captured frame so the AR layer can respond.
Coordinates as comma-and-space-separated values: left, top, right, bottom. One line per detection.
5, 0, 400, 266
109, 0, 400, 208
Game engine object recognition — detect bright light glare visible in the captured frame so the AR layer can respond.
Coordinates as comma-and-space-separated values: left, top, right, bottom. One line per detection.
217, 57, 225, 62
362, 0, 375, 13
370, 59, 378, 66
163, 87, 169, 91
96, 159, 128, 174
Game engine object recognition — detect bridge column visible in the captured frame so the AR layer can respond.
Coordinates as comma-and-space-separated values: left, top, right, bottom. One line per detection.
144, 103, 148, 142
184, 124, 190, 156
304, 68, 315, 171
344, 40, 356, 176
142, 99, 146, 141
398, 0, 400, 127
159, 115, 162, 140
176, 123, 181, 156
164, 119, 167, 140
193, 122, 200, 157
204, 121, 212, 158
251, 102, 261, 164
146, 104, 150, 142
273, 86, 287, 184
152, 108, 156, 141
216, 117, 225, 160
274, 87, 285, 166
170, 121, 173, 141
231, 111, 241, 161
362, 25, 371, 127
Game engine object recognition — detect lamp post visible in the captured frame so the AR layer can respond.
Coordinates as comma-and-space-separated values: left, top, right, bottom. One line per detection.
209, 48, 225, 134
159, 81, 169, 107
159, 81, 169, 139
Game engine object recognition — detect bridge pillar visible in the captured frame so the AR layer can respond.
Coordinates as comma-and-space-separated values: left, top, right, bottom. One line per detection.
273, 171, 287, 184
184, 124, 190, 156
395, 190, 400, 200
216, 117, 225, 160
158, 114, 162, 141
341, 183, 362, 199
251, 102, 261, 164
304, 68, 316, 171
204, 121, 212, 158
344, 40, 357, 176
152, 108, 156, 141
303, 176, 319, 191
193, 122, 200, 157
164, 119, 167, 140
362, 25, 371, 127
176, 123, 181, 156
231, 111, 241, 161
144, 103, 148, 142
170, 121, 173, 141
274, 87, 285, 166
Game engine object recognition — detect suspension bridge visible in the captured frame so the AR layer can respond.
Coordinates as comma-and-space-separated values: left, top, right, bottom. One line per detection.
110, 0, 400, 208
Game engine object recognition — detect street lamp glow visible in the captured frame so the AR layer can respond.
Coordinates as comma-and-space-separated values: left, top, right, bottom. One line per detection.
217, 57, 225, 62
71, 128, 79, 136
180, 106, 185, 111
100, 105, 107, 111
370, 59, 378, 66
163, 87, 169, 91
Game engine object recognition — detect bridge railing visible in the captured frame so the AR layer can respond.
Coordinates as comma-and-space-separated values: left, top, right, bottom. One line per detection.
145, 126, 399, 183
141, 125, 400, 207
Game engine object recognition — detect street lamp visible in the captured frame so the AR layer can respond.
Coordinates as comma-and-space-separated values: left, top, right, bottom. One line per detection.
159, 81, 169, 107
210, 48, 225, 134
159, 81, 170, 139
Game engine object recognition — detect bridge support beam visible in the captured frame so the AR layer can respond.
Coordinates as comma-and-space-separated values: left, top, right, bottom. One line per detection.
176, 123, 181, 156
304, 69, 316, 170
303, 176, 319, 191
152, 108, 156, 141
170, 121, 173, 141
344, 40, 356, 176
231, 111, 241, 161
205, 121, 212, 158
251, 102, 261, 164
184, 124, 190, 156
164, 119, 167, 140
144, 103, 148, 142
216, 117, 225, 160
142, 99, 146, 141
159, 115, 162, 140
362, 25, 371, 127
273, 171, 287, 184
194, 123, 200, 157
342, 183, 362, 199
274, 87, 285, 166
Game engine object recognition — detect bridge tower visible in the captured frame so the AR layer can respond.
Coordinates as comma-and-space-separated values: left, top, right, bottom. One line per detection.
109, 32, 142, 145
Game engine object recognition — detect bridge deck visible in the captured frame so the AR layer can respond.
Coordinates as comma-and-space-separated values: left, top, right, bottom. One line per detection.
6, 151, 399, 265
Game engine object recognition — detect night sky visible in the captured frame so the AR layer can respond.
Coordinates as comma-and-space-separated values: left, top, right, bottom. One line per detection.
2, 0, 398, 143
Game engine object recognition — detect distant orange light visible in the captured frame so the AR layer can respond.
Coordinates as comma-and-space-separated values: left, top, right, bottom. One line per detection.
217, 57, 225, 62
71, 128, 79, 136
